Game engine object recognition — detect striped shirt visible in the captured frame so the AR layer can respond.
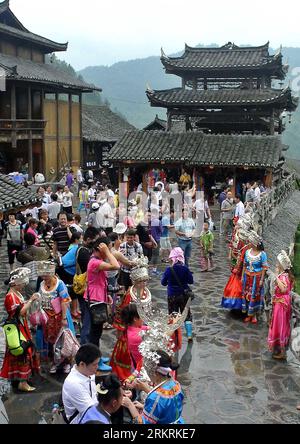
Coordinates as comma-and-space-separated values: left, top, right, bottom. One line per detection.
53, 226, 70, 255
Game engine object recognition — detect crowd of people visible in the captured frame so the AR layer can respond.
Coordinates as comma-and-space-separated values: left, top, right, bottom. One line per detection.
0, 169, 295, 424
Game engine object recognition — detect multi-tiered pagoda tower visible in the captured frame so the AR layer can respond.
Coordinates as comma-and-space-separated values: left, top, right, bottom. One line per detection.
147, 42, 297, 135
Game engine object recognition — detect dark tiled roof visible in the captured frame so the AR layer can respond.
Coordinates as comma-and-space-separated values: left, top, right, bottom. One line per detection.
143, 115, 167, 131
82, 104, 136, 142
0, 174, 41, 211
0, 22, 67, 52
0, 53, 100, 91
109, 131, 283, 168
0, 1, 67, 52
147, 87, 297, 109
161, 42, 283, 72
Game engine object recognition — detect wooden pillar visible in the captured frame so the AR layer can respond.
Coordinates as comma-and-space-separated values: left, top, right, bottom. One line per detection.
265, 170, 273, 188
142, 171, 148, 194
56, 92, 60, 175
27, 86, 33, 179
11, 84, 17, 149
69, 93, 73, 168
232, 169, 237, 198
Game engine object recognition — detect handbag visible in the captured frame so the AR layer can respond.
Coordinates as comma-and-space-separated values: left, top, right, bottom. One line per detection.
170, 267, 195, 301
29, 309, 49, 328
51, 297, 62, 315
73, 247, 87, 296
86, 287, 108, 325
54, 328, 80, 365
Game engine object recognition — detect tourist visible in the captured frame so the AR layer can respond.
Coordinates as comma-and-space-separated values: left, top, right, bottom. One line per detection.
77, 185, 89, 215
38, 210, 50, 235
268, 251, 294, 360
254, 182, 261, 203
74, 227, 100, 344
235, 194, 245, 219
199, 221, 215, 272
128, 350, 185, 424
136, 213, 157, 263
6, 212, 23, 271
62, 344, 101, 424
66, 169, 74, 189
62, 186, 74, 214
150, 208, 162, 276
0, 268, 40, 392
38, 223, 54, 258
221, 191, 234, 239
52, 212, 73, 257
36, 261, 75, 374
241, 231, 269, 324
174, 208, 196, 268
160, 209, 174, 263
58, 232, 82, 319
102, 197, 116, 236
83, 239, 119, 371
245, 182, 256, 206
71, 214, 84, 234
37, 187, 49, 210
118, 229, 143, 291
88, 202, 100, 229
218, 185, 230, 235
17, 232, 49, 296
56, 185, 64, 207
25, 218, 40, 246
88, 183, 97, 204
79, 374, 125, 425
112, 223, 127, 251
77, 167, 84, 189
44, 186, 53, 206
161, 247, 194, 341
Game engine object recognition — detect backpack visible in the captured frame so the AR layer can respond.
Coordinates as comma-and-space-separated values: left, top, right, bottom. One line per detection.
3, 318, 32, 357
73, 247, 87, 296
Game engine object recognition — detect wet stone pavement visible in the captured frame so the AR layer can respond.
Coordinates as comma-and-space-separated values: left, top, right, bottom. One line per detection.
1, 207, 300, 424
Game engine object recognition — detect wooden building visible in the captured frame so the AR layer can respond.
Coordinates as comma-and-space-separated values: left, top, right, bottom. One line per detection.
82, 104, 135, 184
109, 130, 287, 193
0, 0, 99, 180
147, 43, 298, 133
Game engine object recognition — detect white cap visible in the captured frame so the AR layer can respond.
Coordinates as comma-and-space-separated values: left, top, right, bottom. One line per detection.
113, 223, 127, 235
92, 203, 100, 210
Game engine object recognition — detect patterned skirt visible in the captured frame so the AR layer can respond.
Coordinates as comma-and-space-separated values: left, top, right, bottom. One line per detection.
242, 272, 264, 316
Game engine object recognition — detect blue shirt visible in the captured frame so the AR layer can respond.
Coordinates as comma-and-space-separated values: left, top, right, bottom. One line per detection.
161, 263, 194, 297
62, 245, 79, 276
175, 218, 195, 241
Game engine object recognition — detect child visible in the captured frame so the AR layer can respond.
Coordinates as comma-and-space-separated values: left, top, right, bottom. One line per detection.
77, 185, 89, 215
200, 222, 215, 272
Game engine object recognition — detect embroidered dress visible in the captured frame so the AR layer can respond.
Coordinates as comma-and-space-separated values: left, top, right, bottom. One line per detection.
140, 379, 185, 424
36, 278, 74, 358
241, 249, 268, 316
0, 291, 40, 382
268, 273, 292, 353
222, 244, 251, 311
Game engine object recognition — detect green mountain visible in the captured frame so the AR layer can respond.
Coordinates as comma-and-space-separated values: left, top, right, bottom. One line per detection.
78, 47, 300, 159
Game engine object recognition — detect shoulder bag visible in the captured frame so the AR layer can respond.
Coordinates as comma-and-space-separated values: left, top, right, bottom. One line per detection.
170, 267, 195, 301
73, 247, 87, 296
87, 285, 108, 325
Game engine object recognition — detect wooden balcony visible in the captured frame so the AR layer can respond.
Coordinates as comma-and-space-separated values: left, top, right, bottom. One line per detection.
0, 119, 46, 131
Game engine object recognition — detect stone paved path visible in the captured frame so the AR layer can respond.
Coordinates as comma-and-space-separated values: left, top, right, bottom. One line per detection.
1, 203, 300, 423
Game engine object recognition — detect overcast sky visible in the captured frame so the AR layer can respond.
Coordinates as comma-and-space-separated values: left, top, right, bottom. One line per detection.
11, 0, 300, 70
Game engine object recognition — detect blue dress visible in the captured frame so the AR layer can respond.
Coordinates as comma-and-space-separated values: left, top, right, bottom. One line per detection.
142, 379, 185, 424
241, 249, 268, 316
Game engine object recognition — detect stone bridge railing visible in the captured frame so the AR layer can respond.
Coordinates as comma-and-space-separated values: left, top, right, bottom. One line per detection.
252, 173, 296, 235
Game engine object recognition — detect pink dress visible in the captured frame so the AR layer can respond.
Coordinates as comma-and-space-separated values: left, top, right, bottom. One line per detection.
268, 273, 292, 353
84, 257, 108, 303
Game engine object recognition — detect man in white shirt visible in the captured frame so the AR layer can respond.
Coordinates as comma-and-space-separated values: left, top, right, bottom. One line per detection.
254, 182, 261, 203
62, 344, 101, 424
235, 194, 245, 219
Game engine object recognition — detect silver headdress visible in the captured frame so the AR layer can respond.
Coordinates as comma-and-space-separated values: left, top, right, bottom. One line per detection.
130, 255, 149, 283
248, 230, 262, 247
8, 268, 31, 286
237, 228, 249, 243
277, 250, 292, 271
37, 261, 56, 277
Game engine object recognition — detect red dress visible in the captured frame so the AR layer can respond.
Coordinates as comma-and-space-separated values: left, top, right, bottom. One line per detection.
0, 291, 40, 382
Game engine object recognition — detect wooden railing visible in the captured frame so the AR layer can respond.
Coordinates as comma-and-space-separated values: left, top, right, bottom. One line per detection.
0, 119, 46, 131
